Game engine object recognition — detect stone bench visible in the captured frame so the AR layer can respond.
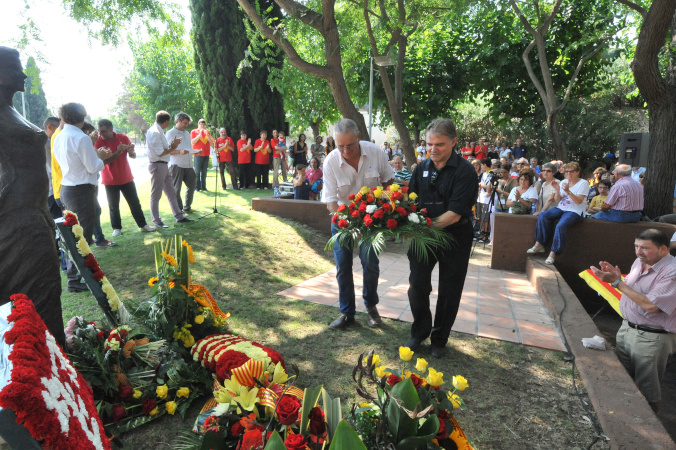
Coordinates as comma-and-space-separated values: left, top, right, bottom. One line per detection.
251, 196, 331, 235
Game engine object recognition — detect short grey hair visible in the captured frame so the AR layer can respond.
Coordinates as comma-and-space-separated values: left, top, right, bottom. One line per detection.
334, 118, 360, 137
425, 118, 457, 140
542, 162, 557, 172
615, 164, 632, 176
393, 155, 404, 163
175, 111, 192, 124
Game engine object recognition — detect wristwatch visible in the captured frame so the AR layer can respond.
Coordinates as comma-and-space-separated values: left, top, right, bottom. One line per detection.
610, 278, 621, 288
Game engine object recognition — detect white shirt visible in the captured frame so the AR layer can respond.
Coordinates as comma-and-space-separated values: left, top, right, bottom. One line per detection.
557, 179, 589, 216
166, 127, 198, 168
53, 124, 104, 186
323, 140, 395, 205
507, 186, 538, 213
500, 148, 512, 159
479, 171, 493, 204
146, 122, 170, 163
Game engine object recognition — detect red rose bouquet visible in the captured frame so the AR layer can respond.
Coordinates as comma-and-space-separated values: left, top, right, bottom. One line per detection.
326, 184, 452, 262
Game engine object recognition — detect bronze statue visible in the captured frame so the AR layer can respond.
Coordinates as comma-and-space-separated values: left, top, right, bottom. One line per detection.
0, 46, 65, 346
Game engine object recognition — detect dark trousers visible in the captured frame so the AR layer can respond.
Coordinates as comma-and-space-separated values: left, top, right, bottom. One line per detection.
219, 160, 238, 189
60, 184, 98, 245
104, 181, 148, 229
170, 166, 196, 210
255, 163, 269, 189
408, 220, 473, 347
47, 195, 63, 219
194, 155, 209, 190
239, 162, 252, 189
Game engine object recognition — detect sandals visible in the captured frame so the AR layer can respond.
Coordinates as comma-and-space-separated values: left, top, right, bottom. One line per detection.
527, 245, 544, 254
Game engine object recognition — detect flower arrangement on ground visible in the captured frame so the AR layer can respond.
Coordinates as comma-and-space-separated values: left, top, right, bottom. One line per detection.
61, 210, 131, 325
325, 184, 453, 261
65, 316, 213, 434
350, 348, 472, 450
138, 235, 229, 347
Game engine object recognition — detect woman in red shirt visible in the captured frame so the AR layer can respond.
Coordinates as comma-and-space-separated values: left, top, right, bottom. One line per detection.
237, 131, 253, 189
216, 128, 237, 190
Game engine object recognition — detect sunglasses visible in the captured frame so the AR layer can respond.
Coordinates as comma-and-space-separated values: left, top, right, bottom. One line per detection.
430, 171, 438, 189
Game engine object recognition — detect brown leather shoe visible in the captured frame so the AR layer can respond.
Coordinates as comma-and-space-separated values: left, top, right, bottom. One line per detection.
366, 306, 382, 327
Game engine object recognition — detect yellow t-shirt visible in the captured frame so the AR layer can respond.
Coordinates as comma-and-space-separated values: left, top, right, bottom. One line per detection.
51, 128, 63, 199
589, 195, 607, 209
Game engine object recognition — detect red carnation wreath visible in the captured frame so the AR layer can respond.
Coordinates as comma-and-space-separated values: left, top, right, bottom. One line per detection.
0, 294, 110, 449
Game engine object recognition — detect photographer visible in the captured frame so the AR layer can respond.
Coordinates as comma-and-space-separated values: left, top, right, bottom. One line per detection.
476, 158, 493, 242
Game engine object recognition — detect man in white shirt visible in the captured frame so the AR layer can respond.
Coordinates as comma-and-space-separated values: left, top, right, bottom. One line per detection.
53, 102, 111, 245
166, 112, 199, 213
323, 118, 395, 330
147, 110, 193, 227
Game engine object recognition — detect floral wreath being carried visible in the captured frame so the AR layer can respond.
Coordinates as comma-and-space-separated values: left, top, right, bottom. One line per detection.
326, 184, 453, 262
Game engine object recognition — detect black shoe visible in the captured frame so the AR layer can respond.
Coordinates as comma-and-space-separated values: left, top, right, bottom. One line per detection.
329, 315, 355, 330
95, 239, 118, 248
366, 306, 382, 327
404, 337, 422, 351
222, 186, 227, 190
430, 345, 446, 359
176, 217, 194, 223
155, 222, 170, 228
67, 281, 89, 293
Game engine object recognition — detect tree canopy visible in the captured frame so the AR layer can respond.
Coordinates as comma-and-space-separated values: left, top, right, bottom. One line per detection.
12, 56, 50, 126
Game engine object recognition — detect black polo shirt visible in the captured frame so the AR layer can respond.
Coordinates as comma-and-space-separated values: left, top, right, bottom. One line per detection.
409, 152, 478, 225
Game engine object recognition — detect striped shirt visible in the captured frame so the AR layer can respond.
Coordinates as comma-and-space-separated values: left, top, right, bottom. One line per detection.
395, 168, 412, 184
620, 254, 676, 332
605, 176, 644, 211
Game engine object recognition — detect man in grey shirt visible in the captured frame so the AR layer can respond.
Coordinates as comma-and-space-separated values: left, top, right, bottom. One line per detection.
166, 112, 200, 212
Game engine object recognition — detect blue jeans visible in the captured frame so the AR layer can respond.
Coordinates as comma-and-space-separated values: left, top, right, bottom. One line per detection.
194, 155, 209, 190
590, 209, 642, 223
534, 207, 584, 255
331, 221, 379, 317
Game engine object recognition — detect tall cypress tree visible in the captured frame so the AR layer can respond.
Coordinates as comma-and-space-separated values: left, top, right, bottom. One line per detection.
12, 56, 50, 126
190, 0, 284, 139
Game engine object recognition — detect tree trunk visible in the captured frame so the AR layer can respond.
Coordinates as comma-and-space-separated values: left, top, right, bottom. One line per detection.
547, 111, 567, 162
309, 118, 322, 139
325, 75, 370, 140
644, 99, 676, 218
414, 129, 421, 145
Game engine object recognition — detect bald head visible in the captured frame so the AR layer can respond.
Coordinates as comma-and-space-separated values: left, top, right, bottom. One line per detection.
614, 164, 632, 178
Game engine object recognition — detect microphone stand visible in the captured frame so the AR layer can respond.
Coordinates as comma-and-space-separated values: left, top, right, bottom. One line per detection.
199, 126, 231, 220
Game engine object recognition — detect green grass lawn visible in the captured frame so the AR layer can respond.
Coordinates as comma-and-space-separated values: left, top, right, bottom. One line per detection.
59, 171, 608, 449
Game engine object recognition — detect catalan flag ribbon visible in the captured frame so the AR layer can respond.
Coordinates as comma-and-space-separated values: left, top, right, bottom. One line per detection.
578, 269, 625, 318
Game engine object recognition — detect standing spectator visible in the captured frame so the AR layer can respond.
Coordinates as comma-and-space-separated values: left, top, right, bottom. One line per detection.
631, 166, 646, 183
271, 129, 286, 189
254, 130, 271, 189
191, 119, 215, 191
529, 157, 541, 175
511, 158, 528, 178
237, 131, 253, 189
325, 135, 336, 155
486, 144, 499, 160
535, 162, 560, 214
417, 140, 426, 162
166, 112, 199, 212
590, 164, 644, 223
306, 156, 323, 200
323, 118, 394, 330
392, 155, 412, 186
96, 119, 155, 235
461, 141, 474, 159
476, 158, 493, 241
292, 133, 309, 168
499, 142, 512, 161
527, 162, 588, 265
310, 135, 325, 166
43, 117, 63, 219
405, 118, 478, 358
146, 110, 193, 227
474, 139, 488, 161
490, 162, 517, 245
293, 164, 311, 200
53, 103, 111, 244
512, 137, 527, 160
216, 127, 237, 190
591, 229, 676, 413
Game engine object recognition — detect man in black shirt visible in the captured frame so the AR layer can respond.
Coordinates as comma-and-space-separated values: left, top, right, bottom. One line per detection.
405, 119, 478, 358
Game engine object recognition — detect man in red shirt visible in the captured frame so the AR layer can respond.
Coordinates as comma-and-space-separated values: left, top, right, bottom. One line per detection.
271, 129, 287, 189
474, 138, 488, 161
216, 127, 237, 190
190, 119, 214, 191
253, 130, 271, 189
237, 131, 253, 189
95, 119, 155, 235
461, 141, 474, 159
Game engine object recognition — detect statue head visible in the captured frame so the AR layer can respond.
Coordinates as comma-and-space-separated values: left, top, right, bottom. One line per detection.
0, 47, 27, 100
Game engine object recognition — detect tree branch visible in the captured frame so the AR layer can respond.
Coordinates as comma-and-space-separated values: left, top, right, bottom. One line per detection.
273, 0, 325, 33
508, 0, 537, 36
521, 39, 550, 114
555, 40, 610, 115
615, 0, 647, 19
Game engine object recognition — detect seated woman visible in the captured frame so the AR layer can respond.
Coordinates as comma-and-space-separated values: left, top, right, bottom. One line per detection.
587, 179, 611, 215
535, 162, 560, 214
527, 161, 588, 265
293, 164, 310, 200
506, 168, 538, 214
306, 156, 323, 200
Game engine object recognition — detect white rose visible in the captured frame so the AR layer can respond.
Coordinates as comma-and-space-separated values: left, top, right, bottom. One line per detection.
366, 205, 377, 214
409, 213, 421, 224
